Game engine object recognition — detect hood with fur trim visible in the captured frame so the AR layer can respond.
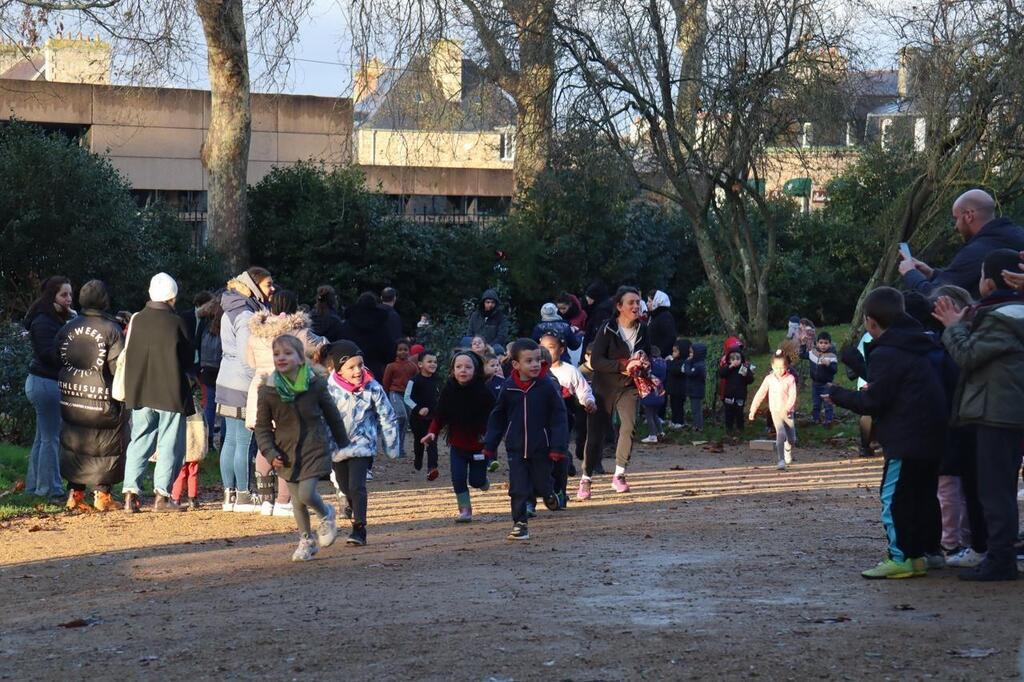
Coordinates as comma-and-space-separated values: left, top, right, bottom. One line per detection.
248, 310, 314, 340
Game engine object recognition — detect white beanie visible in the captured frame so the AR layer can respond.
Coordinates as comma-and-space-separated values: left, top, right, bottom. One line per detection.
148, 272, 178, 303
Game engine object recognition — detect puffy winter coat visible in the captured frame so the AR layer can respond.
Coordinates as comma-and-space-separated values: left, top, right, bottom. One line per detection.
215, 273, 269, 415
325, 372, 401, 461
243, 311, 327, 429
683, 343, 708, 399
56, 310, 127, 486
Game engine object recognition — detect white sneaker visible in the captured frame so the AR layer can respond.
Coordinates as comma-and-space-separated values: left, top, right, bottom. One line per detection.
272, 502, 294, 518
365, 469, 374, 481
641, 435, 658, 444
317, 504, 338, 548
946, 547, 985, 567
222, 489, 235, 512
260, 500, 274, 516
291, 533, 319, 562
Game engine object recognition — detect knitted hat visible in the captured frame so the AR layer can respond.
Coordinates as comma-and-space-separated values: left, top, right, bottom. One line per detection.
148, 272, 178, 303
410, 343, 425, 357
326, 340, 362, 368
540, 302, 561, 321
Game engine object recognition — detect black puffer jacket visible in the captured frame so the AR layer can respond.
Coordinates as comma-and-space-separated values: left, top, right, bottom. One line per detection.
56, 310, 127, 486
24, 309, 71, 380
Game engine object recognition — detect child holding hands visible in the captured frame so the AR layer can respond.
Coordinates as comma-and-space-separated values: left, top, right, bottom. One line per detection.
749, 349, 798, 469
254, 335, 349, 562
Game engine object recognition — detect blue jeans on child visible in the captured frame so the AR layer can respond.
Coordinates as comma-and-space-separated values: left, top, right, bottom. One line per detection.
450, 446, 488, 494
689, 397, 704, 431
219, 416, 252, 492
122, 407, 186, 496
811, 381, 833, 423
24, 374, 63, 497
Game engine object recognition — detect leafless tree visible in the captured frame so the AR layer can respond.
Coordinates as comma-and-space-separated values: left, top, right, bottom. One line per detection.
846, 0, 1024, 339
1, 0, 315, 270
556, 0, 853, 351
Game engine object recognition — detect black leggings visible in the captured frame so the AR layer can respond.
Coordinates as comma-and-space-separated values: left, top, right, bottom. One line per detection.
410, 416, 438, 471
332, 458, 370, 525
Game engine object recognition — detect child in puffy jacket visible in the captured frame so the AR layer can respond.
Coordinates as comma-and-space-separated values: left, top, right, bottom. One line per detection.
802, 331, 838, 426
665, 339, 690, 428
718, 349, 755, 434
683, 342, 708, 431
640, 346, 668, 443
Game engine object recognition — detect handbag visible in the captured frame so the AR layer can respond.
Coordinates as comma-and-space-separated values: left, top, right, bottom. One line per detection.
111, 313, 136, 402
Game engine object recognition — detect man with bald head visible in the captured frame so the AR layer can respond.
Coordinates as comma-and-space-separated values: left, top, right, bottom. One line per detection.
899, 189, 1024, 299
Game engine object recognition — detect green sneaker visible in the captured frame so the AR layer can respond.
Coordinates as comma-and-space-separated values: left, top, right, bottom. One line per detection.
861, 558, 917, 579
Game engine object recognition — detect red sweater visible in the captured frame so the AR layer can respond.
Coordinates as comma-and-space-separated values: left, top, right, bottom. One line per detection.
428, 416, 486, 452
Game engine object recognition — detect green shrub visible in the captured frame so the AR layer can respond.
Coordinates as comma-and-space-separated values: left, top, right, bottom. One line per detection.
0, 323, 35, 445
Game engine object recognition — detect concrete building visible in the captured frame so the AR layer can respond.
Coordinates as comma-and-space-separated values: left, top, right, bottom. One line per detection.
0, 36, 352, 237
353, 39, 516, 220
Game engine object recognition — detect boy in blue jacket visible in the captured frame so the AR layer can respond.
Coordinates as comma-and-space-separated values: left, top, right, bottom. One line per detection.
483, 338, 568, 541
683, 343, 708, 431
802, 331, 839, 425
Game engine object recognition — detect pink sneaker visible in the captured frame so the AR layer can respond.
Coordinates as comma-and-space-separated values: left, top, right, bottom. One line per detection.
576, 478, 592, 501
611, 474, 631, 493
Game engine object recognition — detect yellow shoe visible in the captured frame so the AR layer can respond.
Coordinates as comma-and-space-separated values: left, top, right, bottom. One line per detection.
861, 558, 916, 579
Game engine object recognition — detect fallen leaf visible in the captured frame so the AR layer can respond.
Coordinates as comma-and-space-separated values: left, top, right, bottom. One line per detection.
948, 648, 997, 659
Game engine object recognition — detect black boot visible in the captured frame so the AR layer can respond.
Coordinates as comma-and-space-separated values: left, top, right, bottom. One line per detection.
346, 522, 367, 546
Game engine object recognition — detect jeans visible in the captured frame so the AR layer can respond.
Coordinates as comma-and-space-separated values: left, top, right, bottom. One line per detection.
389, 391, 409, 458
643, 404, 662, 437
201, 383, 221, 445
122, 408, 186, 496
332, 458, 371, 525
811, 382, 834, 423
219, 416, 252, 492
24, 374, 63, 496
450, 446, 488, 494
286, 478, 329, 536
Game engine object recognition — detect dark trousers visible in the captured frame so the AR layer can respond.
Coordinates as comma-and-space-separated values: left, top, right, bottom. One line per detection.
879, 457, 940, 562
811, 381, 834, 423
859, 416, 876, 456
409, 416, 438, 471
573, 402, 588, 460
974, 426, 1023, 567
450, 446, 488, 494
723, 400, 745, 431
669, 393, 686, 426
332, 458, 370, 525
508, 453, 553, 523
959, 442, 988, 553
552, 455, 569, 497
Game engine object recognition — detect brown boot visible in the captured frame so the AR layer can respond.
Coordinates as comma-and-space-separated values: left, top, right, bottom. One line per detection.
65, 490, 93, 513
92, 490, 120, 512
153, 494, 186, 513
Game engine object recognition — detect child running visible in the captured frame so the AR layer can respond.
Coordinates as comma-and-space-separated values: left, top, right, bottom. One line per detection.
420, 351, 497, 522
539, 332, 596, 507
324, 340, 400, 547
748, 349, 798, 469
405, 350, 441, 480
483, 338, 568, 541
382, 340, 418, 458
253, 335, 349, 561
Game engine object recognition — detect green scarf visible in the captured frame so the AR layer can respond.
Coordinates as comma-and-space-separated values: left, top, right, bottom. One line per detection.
274, 364, 310, 403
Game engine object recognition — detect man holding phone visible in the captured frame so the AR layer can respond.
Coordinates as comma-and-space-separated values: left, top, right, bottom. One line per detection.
898, 189, 1024, 299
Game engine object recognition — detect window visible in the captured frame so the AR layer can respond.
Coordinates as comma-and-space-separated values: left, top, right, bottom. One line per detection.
499, 131, 514, 161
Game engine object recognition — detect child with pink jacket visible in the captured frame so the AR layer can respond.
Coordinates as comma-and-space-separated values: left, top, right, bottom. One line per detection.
749, 349, 798, 470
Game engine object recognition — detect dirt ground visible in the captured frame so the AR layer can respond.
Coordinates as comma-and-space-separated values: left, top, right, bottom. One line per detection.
1, 439, 1022, 681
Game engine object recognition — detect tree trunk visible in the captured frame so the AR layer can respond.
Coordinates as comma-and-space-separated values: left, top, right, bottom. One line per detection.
509, 0, 555, 194
196, 0, 251, 272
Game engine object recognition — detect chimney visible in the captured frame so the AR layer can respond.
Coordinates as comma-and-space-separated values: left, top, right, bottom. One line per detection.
897, 47, 921, 99
354, 57, 385, 104
43, 35, 111, 84
429, 39, 463, 102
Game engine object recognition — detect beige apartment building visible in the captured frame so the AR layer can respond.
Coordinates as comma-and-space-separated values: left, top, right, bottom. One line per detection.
1, 36, 351, 234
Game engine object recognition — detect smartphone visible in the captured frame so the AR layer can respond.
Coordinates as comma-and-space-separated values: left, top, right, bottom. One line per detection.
898, 242, 912, 260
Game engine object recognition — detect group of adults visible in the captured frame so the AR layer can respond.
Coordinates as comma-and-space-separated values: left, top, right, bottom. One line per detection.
21, 263, 410, 513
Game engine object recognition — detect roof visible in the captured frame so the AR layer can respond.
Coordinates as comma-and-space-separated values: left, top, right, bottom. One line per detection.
866, 99, 923, 118
355, 55, 516, 132
1, 52, 45, 80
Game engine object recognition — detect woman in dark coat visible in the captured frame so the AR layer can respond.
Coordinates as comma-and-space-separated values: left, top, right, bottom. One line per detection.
23, 275, 74, 499
56, 280, 127, 512
311, 284, 345, 342
337, 292, 396, 380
